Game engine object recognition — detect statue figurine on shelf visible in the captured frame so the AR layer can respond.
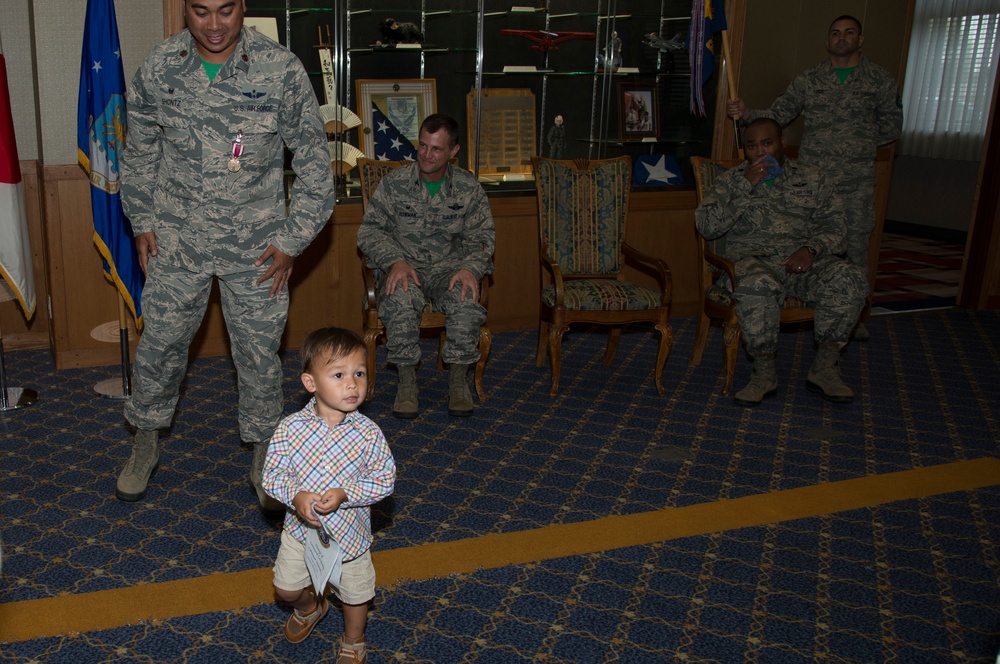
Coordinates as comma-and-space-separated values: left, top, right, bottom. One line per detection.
598, 31, 623, 70
377, 18, 424, 45
547, 115, 566, 160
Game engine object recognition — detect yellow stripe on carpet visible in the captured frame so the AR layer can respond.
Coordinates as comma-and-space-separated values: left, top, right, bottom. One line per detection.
2, 457, 998, 643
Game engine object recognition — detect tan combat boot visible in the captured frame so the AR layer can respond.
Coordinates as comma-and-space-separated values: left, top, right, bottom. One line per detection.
249, 442, 286, 516
116, 429, 160, 502
733, 353, 778, 407
448, 363, 474, 417
393, 364, 419, 419
806, 342, 854, 403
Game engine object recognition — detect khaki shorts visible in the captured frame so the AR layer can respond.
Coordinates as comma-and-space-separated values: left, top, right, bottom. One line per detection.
272, 529, 376, 605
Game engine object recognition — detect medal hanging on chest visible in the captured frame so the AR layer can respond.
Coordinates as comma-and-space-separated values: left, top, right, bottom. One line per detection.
228, 131, 244, 173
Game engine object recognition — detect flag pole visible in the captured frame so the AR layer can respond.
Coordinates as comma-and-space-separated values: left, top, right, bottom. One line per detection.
0, 309, 39, 412
721, 29, 743, 160
93, 291, 133, 399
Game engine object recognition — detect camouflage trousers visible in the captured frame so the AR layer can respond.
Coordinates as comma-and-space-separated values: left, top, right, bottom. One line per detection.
124, 257, 288, 444
375, 266, 486, 366
832, 169, 876, 276
732, 255, 867, 357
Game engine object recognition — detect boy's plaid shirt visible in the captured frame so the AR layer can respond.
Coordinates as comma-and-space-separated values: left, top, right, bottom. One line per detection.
263, 399, 396, 560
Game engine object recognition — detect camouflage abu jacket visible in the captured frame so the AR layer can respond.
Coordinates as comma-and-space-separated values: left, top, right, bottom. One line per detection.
121, 27, 334, 263
357, 162, 495, 279
695, 159, 847, 262
747, 55, 903, 172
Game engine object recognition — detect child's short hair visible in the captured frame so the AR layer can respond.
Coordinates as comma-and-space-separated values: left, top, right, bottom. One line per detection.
300, 327, 366, 373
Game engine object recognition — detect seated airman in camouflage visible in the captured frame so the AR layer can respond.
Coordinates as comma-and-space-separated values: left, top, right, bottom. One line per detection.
695, 118, 868, 406
356, 114, 495, 418
727, 15, 903, 341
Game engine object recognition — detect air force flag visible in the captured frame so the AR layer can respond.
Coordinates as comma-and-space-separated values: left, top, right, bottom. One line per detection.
632, 155, 684, 187
77, 0, 144, 326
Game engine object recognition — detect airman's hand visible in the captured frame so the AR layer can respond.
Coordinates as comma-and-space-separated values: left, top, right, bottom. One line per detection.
385, 260, 420, 296
254, 244, 294, 297
135, 232, 158, 276
448, 269, 479, 303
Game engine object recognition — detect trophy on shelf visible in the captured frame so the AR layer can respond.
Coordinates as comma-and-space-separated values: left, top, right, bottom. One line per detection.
597, 30, 623, 71
498, 29, 596, 72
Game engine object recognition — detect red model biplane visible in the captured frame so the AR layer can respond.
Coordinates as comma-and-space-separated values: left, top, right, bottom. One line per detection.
499, 29, 596, 52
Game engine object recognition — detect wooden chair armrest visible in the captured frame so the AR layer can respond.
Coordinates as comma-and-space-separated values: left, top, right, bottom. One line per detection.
539, 244, 565, 306
623, 243, 672, 284
623, 243, 673, 306
704, 247, 738, 290
361, 260, 378, 309
479, 273, 491, 310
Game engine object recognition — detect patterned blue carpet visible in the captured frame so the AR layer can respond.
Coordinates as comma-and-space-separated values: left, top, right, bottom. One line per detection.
1, 309, 999, 662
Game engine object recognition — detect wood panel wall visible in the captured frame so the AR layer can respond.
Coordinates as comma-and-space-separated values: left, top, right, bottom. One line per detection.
38, 165, 701, 369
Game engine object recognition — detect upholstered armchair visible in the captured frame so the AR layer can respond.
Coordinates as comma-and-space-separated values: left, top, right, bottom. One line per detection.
532, 156, 673, 397
356, 157, 491, 402
689, 156, 814, 395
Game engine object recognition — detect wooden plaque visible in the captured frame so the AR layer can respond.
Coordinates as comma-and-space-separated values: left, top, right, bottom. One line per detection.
466, 88, 536, 176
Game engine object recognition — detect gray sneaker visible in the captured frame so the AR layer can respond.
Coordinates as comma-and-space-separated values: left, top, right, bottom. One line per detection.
116, 429, 160, 502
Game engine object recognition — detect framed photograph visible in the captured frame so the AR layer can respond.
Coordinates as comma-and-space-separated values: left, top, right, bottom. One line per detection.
355, 79, 437, 158
618, 83, 659, 139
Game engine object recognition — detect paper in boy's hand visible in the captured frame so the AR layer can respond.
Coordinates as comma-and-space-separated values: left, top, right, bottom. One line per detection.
304, 525, 342, 597
759, 154, 782, 180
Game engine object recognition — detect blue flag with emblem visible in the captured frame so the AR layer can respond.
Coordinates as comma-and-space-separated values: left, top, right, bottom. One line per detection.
77, 0, 143, 326
371, 102, 417, 161
632, 155, 684, 187
687, 0, 727, 117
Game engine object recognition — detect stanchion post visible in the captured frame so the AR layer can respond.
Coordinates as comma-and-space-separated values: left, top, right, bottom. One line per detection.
0, 312, 39, 412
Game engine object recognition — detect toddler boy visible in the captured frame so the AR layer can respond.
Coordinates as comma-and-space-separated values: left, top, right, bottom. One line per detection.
264, 327, 395, 662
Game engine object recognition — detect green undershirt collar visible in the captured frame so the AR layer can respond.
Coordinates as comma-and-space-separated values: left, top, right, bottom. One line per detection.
835, 66, 857, 84
202, 60, 223, 80
423, 176, 445, 197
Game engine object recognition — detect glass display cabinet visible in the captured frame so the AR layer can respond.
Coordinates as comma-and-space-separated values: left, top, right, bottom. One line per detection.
244, 0, 717, 194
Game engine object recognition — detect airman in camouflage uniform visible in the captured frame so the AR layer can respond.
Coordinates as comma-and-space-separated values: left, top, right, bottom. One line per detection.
357, 114, 494, 419
728, 15, 903, 340
696, 119, 867, 406
117, 0, 335, 508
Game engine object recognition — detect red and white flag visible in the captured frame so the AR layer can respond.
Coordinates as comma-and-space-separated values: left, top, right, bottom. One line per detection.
0, 49, 35, 318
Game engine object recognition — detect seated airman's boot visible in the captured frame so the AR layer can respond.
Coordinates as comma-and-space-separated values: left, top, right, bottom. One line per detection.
448, 363, 474, 417
806, 342, 854, 403
734, 353, 777, 407
116, 428, 160, 502
393, 364, 419, 419
249, 442, 286, 516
